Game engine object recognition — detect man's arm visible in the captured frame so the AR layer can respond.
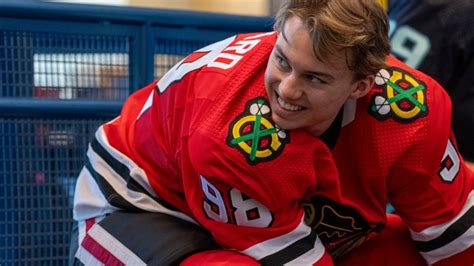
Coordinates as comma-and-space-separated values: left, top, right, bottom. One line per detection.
388, 105, 474, 265
69, 212, 218, 265
71, 83, 199, 264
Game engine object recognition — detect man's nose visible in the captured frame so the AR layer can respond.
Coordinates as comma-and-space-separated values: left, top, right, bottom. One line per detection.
278, 73, 303, 100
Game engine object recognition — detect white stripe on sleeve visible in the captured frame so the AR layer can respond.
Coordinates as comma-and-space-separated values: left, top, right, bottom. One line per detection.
243, 215, 326, 263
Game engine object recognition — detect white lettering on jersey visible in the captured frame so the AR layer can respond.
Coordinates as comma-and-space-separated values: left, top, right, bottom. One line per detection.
438, 139, 460, 183
201, 175, 229, 223
207, 31, 275, 70
224, 39, 261, 54
157, 32, 274, 93
157, 36, 236, 93
207, 52, 242, 70
200, 175, 273, 227
244, 32, 275, 40
230, 188, 273, 228
207, 39, 260, 69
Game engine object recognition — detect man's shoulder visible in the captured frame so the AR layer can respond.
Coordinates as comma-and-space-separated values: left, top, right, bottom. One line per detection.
344, 56, 452, 156
362, 55, 451, 125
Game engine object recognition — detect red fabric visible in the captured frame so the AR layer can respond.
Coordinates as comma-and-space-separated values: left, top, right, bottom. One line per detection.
317, 251, 334, 266
181, 249, 336, 266
81, 236, 125, 266
337, 214, 426, 266
180, 250, 260, 266
433, 245, 474, 266
81, 219, 125, 266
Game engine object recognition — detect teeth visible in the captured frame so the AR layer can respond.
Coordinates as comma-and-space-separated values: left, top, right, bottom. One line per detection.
277, 96, 303, 111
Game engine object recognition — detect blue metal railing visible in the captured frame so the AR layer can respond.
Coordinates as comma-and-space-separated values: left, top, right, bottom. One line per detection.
0, 2, 272, 265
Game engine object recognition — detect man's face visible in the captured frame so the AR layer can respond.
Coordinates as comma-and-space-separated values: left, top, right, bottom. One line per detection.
265, 16, 373, 136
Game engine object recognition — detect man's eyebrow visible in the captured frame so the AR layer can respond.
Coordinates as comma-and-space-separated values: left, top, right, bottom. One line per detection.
275, 45, 289, 62
275, 45, 335, 80
306, 70, 335, 81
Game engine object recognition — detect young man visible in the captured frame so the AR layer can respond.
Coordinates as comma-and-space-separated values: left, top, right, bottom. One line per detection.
70, 0, 473, 265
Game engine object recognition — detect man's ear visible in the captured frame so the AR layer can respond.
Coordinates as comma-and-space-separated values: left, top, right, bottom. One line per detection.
350, 75, 374, 99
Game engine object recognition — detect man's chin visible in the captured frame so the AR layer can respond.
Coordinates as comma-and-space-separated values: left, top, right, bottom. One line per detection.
271, 115, 294, 131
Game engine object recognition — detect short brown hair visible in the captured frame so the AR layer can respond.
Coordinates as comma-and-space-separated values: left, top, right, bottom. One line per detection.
274, 0, 390, 80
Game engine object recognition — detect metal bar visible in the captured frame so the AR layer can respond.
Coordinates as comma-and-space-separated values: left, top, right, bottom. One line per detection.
0, 98, 122, 119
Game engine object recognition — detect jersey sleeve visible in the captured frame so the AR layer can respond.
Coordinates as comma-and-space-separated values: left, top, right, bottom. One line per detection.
386, 68, 474, 265
72, 82, 195, 223
72, 33, 242, 224
230, 215, 333, 266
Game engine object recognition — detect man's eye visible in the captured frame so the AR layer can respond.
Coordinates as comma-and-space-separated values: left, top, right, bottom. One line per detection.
276, 55, 289, 68
307, 75, 326, 84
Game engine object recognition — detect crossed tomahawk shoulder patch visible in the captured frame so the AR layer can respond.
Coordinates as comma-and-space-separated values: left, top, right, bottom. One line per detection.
369, 67, 428, 123
226, 97, 289, 165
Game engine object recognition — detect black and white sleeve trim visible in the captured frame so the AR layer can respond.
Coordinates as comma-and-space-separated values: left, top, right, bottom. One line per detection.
410, 190, 474, 264
243, 215, 326, 265
73, 126, 196, 225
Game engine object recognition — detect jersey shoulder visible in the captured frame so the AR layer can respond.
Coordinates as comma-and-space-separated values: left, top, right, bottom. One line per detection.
351, 55, 453, 172
364, 55, 452, 128
198, 32, 277, 77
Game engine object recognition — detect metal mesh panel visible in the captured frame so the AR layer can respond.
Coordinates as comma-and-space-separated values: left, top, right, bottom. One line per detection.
0, 30, 131, 100
0, 4, 269, 264
0, 118, 107, 266
154, 38, 212, 79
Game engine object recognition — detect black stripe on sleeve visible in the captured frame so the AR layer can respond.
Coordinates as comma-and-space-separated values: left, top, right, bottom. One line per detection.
90, 136, 178, 211
258, 229, 319, 265
98, 212, 218, 265
85, 157, 142, 212
414, 206, 473, 252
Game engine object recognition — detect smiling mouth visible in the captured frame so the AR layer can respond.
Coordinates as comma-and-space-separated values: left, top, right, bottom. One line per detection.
276, 94, 305, 112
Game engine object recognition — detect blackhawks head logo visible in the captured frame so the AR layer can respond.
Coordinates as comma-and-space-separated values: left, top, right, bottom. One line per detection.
303, 196, 384, 259
226, 97, 289, 165
369, 67, 428, 123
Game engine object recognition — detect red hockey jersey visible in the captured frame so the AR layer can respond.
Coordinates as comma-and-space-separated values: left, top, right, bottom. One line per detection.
73, 32, 473, 265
